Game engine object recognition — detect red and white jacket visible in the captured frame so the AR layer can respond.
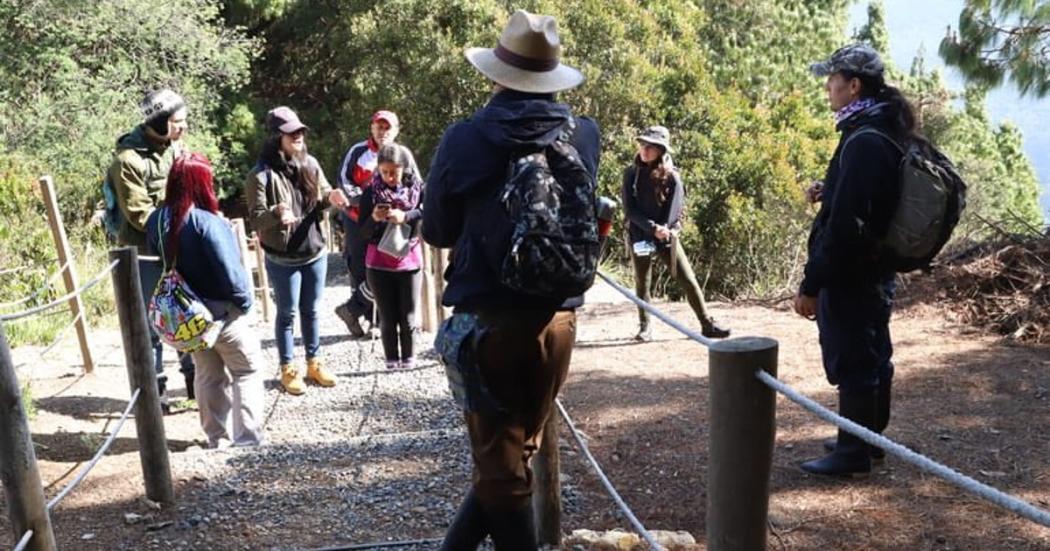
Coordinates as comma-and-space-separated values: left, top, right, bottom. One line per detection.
337, 138, 379, 222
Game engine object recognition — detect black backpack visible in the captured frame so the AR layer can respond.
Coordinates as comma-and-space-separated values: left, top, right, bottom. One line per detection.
842, 127, 967, 273
498, 117, 600, 299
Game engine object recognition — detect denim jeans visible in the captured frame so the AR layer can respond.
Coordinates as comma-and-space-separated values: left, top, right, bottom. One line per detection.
265, 254, 328, 364
138, 257, 195, 392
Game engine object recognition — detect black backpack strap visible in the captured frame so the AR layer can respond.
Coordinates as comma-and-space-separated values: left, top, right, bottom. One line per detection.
839, 126, 905, 170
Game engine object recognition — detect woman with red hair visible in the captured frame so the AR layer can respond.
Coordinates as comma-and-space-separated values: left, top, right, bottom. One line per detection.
146, 152, 265, 448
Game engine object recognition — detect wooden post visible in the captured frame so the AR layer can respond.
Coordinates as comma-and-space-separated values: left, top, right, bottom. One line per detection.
532, 413, 561, 546
0, 325, 57, 551
251, 232, 271, 323
434, 248, 450, 324
419, 245, 435, 333
707, 337, 778, 551
109, 247, 174, 505
38, 176, 94, 374
230, 219, 254, 289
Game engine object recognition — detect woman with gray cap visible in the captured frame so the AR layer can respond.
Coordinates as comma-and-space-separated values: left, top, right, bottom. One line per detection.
794, 44, 923, 478
246, 106, 348, 396
622, 125, 730, 341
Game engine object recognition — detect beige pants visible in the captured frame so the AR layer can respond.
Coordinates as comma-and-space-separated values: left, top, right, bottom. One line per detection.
190, 308, 266, 448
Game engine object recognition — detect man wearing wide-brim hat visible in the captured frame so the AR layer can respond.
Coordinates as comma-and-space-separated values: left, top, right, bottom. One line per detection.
423, 9, 601, 549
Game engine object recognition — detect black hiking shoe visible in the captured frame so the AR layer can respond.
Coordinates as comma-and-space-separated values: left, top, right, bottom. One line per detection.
701, 318, 731, 339
335, 303, 366, 338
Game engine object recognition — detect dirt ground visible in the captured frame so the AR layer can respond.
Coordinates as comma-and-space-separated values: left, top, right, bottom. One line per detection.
2, 273, 1050, 550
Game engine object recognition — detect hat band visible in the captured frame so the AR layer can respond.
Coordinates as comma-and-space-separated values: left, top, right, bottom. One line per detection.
494, 44, 559, 72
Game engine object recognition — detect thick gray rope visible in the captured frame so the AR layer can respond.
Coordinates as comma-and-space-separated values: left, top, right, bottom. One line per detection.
0, 258, 72, 310
46, 387, 141, 511
11, 529, 32, 551
0, 260, 119, 322
755, 370, 1050, 528
596, 271, 714, 348
556, 399, 666, 551
39, 311, 84, 358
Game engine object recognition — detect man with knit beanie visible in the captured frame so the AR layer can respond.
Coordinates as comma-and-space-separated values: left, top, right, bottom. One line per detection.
108, 88, 195, 410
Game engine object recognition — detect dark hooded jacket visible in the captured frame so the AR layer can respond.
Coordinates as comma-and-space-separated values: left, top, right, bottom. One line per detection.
423, 89, 601, 310
622, 154, 685, 250
800, 102, 905, 296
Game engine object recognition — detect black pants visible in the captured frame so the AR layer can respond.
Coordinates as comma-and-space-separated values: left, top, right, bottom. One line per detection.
366, 268, 421, 361
341, 214, 376, 320
816, 279, 895, 393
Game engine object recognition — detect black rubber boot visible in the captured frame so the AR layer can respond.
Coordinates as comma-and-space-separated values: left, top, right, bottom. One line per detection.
485, 504, 537, 551
822, 378, 891, 461
801, 390, 876, 478
439, 489, 488, 551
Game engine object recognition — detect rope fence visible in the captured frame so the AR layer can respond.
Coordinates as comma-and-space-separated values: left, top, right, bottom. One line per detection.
11, 529, 33, 551
555, 398, 666, 551
46, 387, 142, 511
38, 311, 84, 359
595, 271, 714, 348
755, 370, 1050, 528
597, 269, 1050, 531
0, 260, 118, 323
0, 258, 72, 310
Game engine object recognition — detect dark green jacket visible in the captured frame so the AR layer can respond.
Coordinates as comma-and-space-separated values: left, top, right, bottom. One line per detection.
108, 125, 181, 252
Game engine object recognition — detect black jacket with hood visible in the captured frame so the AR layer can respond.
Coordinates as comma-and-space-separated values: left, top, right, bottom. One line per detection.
622, 155, 685, 250
422, 89, 601, 310
801, 102, 904, 296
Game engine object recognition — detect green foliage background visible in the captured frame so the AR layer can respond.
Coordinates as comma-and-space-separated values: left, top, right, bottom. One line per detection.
0, 0, 1044, 343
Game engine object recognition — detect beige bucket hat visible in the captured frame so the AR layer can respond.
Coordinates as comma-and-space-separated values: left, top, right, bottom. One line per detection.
465, 10, 585, 94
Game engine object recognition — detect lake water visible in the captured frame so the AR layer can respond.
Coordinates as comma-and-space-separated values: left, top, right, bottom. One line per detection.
848, 1, 1050, 221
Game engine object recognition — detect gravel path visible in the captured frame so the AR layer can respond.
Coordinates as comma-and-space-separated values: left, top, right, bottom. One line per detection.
154, 253, 475, 550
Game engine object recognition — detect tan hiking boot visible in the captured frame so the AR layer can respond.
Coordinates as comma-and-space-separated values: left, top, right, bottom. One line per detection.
306, 358, 336, 387
280, 363, 306, 395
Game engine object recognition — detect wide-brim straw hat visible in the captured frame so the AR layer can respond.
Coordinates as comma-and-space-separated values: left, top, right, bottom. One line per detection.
465, 10, 584, 94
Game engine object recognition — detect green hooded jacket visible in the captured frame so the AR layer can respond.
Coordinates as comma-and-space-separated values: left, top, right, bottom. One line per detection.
107, 125, 181, 252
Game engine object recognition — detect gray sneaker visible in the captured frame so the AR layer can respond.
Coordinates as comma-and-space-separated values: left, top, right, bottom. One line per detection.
335, 303, 366, 338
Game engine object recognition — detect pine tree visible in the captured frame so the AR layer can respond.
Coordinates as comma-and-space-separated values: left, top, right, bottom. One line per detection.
940, 0, 1050, 98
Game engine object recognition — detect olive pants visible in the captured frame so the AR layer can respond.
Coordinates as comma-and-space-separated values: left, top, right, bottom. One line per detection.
632, 239, 711, 329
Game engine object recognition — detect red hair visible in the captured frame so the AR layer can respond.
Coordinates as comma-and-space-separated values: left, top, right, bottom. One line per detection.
164, 152, 219, 259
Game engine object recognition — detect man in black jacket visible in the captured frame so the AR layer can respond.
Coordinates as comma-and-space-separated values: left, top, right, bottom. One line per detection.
423, 10, 600, 550
795, 44, 907, 478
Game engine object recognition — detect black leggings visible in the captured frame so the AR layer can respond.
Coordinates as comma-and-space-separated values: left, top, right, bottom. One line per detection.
366, 268, 421, 361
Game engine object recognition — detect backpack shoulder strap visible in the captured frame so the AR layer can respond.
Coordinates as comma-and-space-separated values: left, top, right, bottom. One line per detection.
839, 126, 905, 169
157, 207, 173, 272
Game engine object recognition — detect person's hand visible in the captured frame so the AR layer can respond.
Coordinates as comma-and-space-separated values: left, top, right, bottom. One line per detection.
386, 208, 406, 224
328, 189, 348, 208
372, 204, 390, 222
654, 225, 671, 241
793, 292, 818, 320
805, 181, 824, 204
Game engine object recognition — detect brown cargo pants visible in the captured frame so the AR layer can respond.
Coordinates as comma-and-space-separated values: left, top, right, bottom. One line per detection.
464, 308, 576, 511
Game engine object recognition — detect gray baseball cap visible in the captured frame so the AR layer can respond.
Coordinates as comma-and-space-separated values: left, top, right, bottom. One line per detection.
809, 44, 885, 78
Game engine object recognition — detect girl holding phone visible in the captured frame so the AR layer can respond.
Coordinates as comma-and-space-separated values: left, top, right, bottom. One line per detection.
358, 144, 425, 369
